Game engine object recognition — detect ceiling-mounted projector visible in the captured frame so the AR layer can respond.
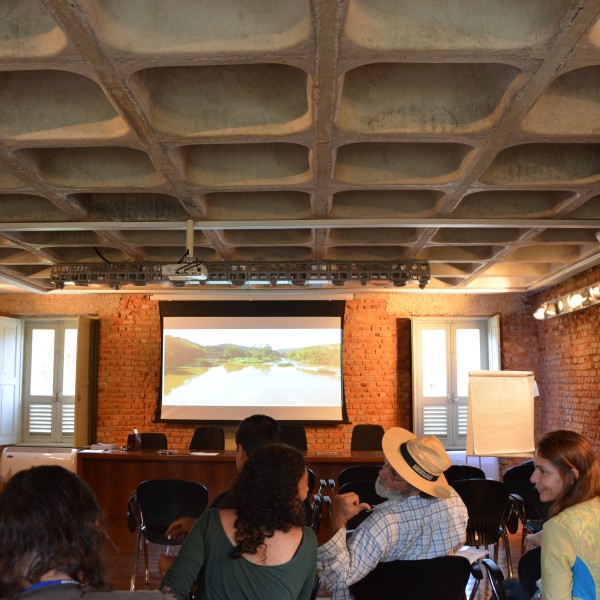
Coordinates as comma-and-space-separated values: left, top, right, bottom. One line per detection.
161, 260, 208, 282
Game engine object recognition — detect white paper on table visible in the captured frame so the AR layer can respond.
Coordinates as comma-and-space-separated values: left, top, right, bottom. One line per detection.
189, 452, 220, 456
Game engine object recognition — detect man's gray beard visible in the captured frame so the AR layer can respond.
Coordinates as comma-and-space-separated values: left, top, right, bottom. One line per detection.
375, 476, 413, 501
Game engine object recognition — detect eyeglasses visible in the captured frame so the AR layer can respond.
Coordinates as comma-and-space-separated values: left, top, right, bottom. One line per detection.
383, 458, 405, 483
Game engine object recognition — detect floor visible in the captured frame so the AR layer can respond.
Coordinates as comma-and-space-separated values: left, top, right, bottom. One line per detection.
107, 519, 522, 599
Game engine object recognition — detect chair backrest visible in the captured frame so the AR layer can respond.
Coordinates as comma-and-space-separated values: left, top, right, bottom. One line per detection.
338, 465, 381, 488
280, 424, 307, 451
444, 464, 486, 484
503, 461, 549, 521
134, 479, 209, 545
350, 424, 384, 451
350, 555, 471, 600
518, 547, 541, 598
338, 479, 385, 530
139, 432, 168, 450
189, 426, 225, 450
450, 479, 512, 546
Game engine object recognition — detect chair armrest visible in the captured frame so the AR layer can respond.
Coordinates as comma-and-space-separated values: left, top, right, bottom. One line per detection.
524, 519, 544, 534
126, 491, 139, 533
481, 558, 506, 600
509, 493, 526, 521
506, 494, 525, 534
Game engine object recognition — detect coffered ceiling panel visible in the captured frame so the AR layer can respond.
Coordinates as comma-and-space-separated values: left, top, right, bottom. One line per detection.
0, 0, 599, 294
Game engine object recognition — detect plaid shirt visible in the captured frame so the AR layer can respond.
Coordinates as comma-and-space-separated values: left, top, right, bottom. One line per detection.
317, 488, 468, 600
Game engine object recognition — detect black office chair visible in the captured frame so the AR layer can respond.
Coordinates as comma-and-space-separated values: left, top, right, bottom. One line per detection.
350, 424, 384, 451
337, 479, 385, 531
451, 479, 515, 578
444, 464, 486, 484
337, 465, 381, 489
350, 555, 471, 600
304, 468, 330, 533
139, 432, 168, 449
189, 426, 225, 451
128, 478, 209, 590
280, 424, 307, 451
503, 461, 549, 553
481, 547, 541, 600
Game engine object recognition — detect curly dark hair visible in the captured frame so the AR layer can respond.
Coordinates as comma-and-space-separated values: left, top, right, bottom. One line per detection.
536, 429, 600, 517
227, 443, 307, 559
0, 465, 109, 600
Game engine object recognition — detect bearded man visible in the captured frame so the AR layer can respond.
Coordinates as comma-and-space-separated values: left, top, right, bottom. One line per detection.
317, 428, 468, 600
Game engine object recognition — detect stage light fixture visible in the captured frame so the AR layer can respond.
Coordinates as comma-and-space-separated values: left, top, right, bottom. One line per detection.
51, 260, 431, 291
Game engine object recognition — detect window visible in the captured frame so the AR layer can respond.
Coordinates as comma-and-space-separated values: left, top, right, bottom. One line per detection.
412, 317, 500, 449
22, 321, 77, 444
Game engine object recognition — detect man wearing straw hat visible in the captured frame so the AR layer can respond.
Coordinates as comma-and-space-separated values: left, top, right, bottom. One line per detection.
317, 427, 468, 600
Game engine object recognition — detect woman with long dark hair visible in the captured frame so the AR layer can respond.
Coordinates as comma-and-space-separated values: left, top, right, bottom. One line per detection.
531, 429, 600, 599
0, 465, 168, 600
160, 443, 317, 600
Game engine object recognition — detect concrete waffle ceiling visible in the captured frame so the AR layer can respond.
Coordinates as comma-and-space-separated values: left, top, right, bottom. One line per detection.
1, 0, 600, 294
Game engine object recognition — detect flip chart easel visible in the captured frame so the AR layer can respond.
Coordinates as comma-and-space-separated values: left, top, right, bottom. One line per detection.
466, 370, 535, 459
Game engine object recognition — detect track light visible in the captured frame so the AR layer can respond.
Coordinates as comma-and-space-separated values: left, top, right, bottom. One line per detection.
534, 281, 600, 320
567, 292, 584, 309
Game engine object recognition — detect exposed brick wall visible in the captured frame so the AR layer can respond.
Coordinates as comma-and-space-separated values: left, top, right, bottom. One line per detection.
532, 264, 600, 452
4, 271, 598, 463
311, 298, 408, 451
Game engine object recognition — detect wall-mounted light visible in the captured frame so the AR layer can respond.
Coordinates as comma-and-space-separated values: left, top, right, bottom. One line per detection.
534, 280, 600, 320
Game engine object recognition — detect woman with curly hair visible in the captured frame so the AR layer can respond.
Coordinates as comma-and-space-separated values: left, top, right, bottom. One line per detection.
160, 443, 317, 600
530, 429, 600, 599
0, 465, 168, 600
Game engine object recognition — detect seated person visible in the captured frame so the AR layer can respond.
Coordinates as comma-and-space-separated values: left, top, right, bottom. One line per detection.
160, 443, 317, 600
159, 414, 280, 574
0, 465, 169, 600
317, 427, 468, 600
529, 429, 600, 599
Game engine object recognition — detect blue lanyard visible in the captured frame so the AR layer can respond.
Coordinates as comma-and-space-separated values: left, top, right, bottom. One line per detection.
24, 579, 78, 592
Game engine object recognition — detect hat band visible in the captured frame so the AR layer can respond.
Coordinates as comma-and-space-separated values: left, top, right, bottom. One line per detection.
400, 443, 439, 482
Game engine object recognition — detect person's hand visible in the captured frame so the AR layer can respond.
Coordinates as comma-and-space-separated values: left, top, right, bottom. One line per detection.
524, 530, 543, 551
330, 492, 371, 532
164, 516, 196, 542
159, 552, 176, 577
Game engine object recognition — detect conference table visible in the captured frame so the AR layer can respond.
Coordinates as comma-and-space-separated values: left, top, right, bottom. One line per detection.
77, 448, 384, 524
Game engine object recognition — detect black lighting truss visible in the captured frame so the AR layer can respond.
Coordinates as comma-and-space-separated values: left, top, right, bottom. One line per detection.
51, 260, 431, 289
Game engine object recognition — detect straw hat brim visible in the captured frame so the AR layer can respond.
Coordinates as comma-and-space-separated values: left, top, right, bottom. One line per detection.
382, 428, 451, 499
